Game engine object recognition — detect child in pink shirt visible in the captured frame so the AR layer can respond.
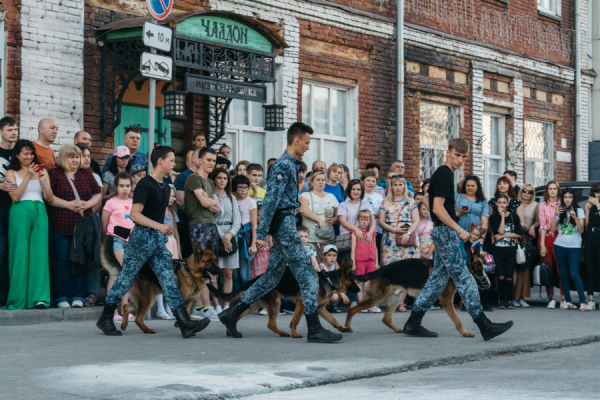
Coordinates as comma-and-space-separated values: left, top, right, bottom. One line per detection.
351, 210, 379, 311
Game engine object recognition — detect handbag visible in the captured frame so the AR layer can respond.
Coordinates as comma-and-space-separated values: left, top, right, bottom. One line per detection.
309, 192, 335, 241
516, 243, 526, 265
218, 229, 238, 258
333, 233, 352, 253
394, 201, 417, 247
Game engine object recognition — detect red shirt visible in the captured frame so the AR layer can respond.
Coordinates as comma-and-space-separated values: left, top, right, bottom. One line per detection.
48, 168, 101, 236
352, 228, 377, 261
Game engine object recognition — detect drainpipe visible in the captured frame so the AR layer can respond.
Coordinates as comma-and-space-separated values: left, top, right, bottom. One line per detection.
575, 0, 582, 181
396, 0, 404, 161
80, 0, 85, 130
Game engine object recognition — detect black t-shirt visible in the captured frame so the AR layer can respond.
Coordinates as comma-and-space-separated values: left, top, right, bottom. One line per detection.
428, 165, 457, 226
132, 175, 170, 224
0, 147, 12, 210
487, 212, 523, 249
90, 159, 101, 177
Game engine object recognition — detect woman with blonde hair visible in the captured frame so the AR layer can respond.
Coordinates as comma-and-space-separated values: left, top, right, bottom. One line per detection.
47, 144, 102, 308
512, 183, 539, 308
379, 176, 420, 311
325, 163, 345, 203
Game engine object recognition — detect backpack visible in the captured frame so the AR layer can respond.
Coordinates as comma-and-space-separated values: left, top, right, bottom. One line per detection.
533, 261, 551, 287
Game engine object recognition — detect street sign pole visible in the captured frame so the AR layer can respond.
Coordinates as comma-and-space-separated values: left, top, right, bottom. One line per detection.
147, 18, 157, 174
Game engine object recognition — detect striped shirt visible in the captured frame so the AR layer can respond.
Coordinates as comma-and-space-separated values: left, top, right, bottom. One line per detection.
539, 201, 560, 233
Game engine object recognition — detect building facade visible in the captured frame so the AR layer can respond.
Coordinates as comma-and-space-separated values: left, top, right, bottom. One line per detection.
0, 0, 594, 194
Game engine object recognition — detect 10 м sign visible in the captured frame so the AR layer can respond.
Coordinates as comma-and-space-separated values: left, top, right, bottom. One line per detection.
143, 22, 172, 52
185, 74, 267, 102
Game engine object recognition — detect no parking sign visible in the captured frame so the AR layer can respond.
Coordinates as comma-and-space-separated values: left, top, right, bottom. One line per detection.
146, 0, 173, 20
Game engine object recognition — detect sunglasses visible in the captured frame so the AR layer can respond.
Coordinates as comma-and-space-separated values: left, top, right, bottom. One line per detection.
522, 189, 533, 195
389, 174, 403, 179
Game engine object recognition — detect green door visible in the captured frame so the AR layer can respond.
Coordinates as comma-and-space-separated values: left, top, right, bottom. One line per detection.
114, 105, 171, 155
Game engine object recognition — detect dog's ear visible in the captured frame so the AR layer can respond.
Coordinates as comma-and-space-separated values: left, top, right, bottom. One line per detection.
472, 245, 481, 257
205, 240, 213, 252
340, 258, 350, 270
193, 240, 203, 259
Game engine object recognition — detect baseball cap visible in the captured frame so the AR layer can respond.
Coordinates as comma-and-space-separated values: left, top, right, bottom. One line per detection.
323, 244, 338, 254
114, 146, 130, 158
216, 156, 232, 168
129, 164, 146, 174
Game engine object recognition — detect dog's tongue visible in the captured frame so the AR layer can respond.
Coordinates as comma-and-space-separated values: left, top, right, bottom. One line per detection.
208, 273, 215, 279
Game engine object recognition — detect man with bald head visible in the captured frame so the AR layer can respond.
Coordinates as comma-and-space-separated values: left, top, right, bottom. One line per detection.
74, 131, 101, 176
33, 118, 58, 170
299, 160, 326, 194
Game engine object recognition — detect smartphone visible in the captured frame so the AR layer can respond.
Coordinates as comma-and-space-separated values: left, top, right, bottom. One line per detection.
35, 165, 44, 173
565, 206, 572, 212
400, 223, 410, 230
461, 206, 469, 210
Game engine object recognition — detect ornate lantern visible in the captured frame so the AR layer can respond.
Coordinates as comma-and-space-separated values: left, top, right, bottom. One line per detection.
263, 98, 286, 131
162, 86, 187, 120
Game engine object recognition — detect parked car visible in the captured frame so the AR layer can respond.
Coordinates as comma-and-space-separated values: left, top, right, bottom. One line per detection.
534, 181, 594, 208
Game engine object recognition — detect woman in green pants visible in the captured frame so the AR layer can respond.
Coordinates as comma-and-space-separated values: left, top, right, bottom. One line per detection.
3, 140, 53, 309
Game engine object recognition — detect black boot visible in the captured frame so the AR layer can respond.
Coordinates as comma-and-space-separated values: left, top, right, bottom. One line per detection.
403, 310, 438, 337
96, 304, 122, 336
473, 312, 513, 341
218, 301, 250, 338
173, 305, 211, 338
305, 312, 343, 343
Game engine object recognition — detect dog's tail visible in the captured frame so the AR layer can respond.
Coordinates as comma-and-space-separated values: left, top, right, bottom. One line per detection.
207, 285, 246, 302
101, 236, 123, 276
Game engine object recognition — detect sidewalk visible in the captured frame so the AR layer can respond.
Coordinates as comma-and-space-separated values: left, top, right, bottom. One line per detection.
0, 306, 103, 326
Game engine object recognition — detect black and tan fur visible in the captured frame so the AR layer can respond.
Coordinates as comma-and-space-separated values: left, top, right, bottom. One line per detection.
101, 238, 220, 334
208, 259, 358, 338
343, 247, 487, 337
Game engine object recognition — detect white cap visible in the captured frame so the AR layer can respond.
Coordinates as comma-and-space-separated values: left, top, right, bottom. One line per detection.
323, 244, 338, 254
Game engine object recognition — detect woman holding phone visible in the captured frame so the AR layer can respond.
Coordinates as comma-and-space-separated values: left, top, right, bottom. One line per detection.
455, 175, 489, 235
3, 140, 53, 309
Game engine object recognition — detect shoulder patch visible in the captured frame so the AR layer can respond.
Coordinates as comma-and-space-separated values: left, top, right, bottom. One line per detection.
276, 173, 284, 182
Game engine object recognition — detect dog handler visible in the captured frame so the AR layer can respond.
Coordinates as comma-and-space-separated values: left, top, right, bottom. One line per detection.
405, 138, 513, 340
218, 122, 343, 343
96, 146, 210, 338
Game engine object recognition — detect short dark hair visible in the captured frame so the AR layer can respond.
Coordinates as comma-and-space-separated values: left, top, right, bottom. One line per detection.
361, 169, 378, 181
0, 117, 17, 131
198, 147, 217, 159
219, 144, 230, 151
232, 174, 250, 192
287, 122, 313, 145
365, 162, 381, 171
345, 179, 365, 201
296, 225, 309, 234
124, 126, 141, 136
7, 140, 39, 171
114, 171, 133, 187
150, 145, 175, 167
448, 138, 469, 154
503, 170, 517, 179
299, 162, 307, 173
247, 163, 263, 174
209, 168, 232, 200
75, 143, 91, 155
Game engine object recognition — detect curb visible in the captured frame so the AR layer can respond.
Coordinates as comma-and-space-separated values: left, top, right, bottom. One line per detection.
0, 307, 103, 326
198, 335, 600, 400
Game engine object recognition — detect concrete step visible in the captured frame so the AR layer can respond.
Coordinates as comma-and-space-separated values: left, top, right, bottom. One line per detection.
0, 306, 103, 326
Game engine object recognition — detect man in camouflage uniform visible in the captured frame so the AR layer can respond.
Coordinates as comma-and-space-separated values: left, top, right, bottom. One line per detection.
405, 138, 513, 341
218, 122, 342, 343
96, 146, 210, 338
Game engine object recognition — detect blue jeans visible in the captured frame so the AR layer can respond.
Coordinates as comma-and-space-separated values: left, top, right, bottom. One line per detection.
0, 208, 9, 306
553, 244, 586, 304
49, 226, 86, 303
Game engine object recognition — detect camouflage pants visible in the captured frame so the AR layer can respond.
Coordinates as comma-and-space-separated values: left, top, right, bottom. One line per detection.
189, 223, 220, 263
413, 225, 483, 318
106, 227, 184, 309
241, 215, 319, 314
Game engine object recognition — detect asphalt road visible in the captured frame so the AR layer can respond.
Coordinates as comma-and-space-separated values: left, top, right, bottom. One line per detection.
1, 306, 599, 399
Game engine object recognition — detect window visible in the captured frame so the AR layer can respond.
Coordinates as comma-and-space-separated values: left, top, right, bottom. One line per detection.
419, 100, 459, 180
538, 0, 559, 16
481, 114, 505, 199
301, 82, 351, 169
524, 120, 554, 188
226, 99, 267, 167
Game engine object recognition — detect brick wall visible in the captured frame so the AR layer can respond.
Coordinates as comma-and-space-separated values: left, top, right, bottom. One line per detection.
4, 0, 22, 118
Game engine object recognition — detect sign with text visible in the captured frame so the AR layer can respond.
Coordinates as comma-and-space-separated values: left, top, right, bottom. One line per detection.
140, 52, 172, 80
146, 0, 173, 20
143, 22, 172, 52
185, 74, 267, 102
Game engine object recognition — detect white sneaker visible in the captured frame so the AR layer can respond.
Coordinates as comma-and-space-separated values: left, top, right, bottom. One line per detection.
223, 305, 230, 311
547, 299, 556, 309
559, 300, 567, 310
586, 300, 596, 311
57, 301, 71, 309
258, 308, 268, 316
71, 300, 83, 308
350, 301, 357, 307
204, 306, 220, 321
519, 299, 530, 308
191, 307, 206, 320
512, 299, 521, 307
372, 306, 382, 313
215, 305, 223, 313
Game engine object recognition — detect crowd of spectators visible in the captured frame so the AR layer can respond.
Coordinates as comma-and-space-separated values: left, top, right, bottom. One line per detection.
0, 115, 599, 319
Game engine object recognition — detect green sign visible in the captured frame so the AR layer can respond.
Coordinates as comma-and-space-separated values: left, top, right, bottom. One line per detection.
176, 16, 273, 53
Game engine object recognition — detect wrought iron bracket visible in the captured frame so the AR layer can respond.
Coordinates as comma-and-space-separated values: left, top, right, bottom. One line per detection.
207, 96, 233, 147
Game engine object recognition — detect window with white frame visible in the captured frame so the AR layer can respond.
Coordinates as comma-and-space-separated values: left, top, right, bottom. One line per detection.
301, 82, 352, 170
524, 120, 554, 188
481, 114, 505, 199
538, 0, 560, 16
226, 99, 267, 168
419, 100, 460, 180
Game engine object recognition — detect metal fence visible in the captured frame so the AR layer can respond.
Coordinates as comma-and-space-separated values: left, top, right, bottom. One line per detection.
419, 100, 460, 180
524, 120, 554, 187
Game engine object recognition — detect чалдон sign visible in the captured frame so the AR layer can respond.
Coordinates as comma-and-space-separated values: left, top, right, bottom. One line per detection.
185, 73, 267, 102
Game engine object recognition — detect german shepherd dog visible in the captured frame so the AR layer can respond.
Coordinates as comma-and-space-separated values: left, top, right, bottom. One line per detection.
101, 238, 220, 334
343, 246, 490, 337
207, 259, 360, 338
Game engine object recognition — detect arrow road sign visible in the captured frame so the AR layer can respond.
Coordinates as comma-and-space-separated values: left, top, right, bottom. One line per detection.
140, 52, 172, 80
146, 0, 173, 21
143, 22, 172, 52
